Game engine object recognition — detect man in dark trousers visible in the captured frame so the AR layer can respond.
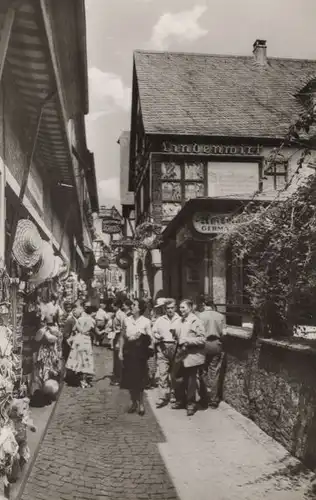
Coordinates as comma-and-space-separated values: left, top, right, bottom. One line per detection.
197, 296, 226, 409
111, 298, 132, 385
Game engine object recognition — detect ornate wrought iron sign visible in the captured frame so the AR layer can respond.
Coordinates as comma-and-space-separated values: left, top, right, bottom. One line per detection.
116, 251, 133, 270
100, 205, 123, 235
96, 256, 110, 269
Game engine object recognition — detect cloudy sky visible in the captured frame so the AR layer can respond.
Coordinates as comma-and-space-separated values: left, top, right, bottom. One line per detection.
85, 0, 316, 208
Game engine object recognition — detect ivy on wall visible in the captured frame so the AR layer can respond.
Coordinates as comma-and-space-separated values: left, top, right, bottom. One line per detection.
223, 104, 316, 337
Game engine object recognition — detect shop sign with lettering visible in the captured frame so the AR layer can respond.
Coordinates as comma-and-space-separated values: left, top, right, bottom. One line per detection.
102, 220, 122, 234
192, 212, 238, 234
162, 141, 262, 156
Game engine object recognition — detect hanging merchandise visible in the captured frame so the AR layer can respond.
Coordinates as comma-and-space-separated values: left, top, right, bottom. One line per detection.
12, 220, 42, 270
0, 309, 35, 489
0, 269, 10, 305
28, 241, 55, 286
50, 256, 63, 280
62, 273, 79, 304
58, 261, 70, 282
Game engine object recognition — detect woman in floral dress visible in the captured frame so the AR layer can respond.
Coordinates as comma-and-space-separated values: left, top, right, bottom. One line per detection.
31, 307, 63, 403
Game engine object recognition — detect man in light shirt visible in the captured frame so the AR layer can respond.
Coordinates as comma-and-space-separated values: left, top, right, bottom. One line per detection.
94, 301, 109, 346
172, 299, 206, 417
110, 298, 132, 386
197, 296, 226, 409
153, 299, 180, 408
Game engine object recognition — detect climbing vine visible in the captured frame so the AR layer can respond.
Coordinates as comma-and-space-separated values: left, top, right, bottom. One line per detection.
224, 104, 316, 337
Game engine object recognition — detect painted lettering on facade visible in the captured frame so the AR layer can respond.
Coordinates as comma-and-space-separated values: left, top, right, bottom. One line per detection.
192, 212, 238, 234
162, 142, 262, 156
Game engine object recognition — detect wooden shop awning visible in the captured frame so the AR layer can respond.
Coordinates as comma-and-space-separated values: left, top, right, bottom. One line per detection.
0, 1, 76, 185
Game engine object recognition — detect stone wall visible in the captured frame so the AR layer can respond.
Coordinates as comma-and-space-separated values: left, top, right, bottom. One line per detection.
223, 333, 316, 468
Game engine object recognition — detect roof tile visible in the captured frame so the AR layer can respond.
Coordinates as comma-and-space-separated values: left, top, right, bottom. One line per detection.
134, 50, 316, 138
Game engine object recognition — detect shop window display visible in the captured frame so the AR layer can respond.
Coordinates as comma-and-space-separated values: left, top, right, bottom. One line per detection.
161, 162, 181, 180
160, 161, 206, 220
162, 182, 182, 201
184, 182, 205, 200
0, 216, 87, 496
184, 162, 204, 180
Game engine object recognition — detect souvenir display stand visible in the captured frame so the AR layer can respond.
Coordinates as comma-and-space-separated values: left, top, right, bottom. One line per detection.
0, 218, 71, 498
0, 267, 34, 499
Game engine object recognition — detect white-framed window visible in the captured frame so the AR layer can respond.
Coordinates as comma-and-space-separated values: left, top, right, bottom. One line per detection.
263, 163, 287, 191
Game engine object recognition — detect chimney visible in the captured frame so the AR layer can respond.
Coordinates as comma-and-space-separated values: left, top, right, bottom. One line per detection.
253, 39, 267, 65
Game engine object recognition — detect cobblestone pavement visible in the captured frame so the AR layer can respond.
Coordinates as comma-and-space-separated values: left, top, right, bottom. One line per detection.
21, 347, 316, 500
21, 348, 178, 500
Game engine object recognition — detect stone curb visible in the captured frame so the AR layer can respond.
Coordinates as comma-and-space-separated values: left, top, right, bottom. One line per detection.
15, 369, 66, 500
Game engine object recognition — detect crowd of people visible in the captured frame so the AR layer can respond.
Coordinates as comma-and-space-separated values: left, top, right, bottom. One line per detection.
32, 292, 227, 418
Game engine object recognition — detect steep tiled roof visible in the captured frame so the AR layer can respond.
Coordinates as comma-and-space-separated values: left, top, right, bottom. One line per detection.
134, 50, 316, 138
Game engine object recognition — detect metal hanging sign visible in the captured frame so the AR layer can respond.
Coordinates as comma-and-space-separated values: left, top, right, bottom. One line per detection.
96, 256, 110, 269
116, 251, 132, 270
101, 205, 123, 235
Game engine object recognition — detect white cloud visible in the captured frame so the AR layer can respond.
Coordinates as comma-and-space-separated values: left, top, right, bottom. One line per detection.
98, 177, 120, 207
88, 67, 131, 117
150, 5, 208, 50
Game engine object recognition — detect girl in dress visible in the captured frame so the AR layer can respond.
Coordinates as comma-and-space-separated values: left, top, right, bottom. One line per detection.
66, 307, 95, 388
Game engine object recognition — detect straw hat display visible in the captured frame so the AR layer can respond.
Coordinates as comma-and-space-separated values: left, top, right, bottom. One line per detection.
58, 261, 70, 281
12, 219, 42, 269
28, 241, 55, 286
50, 255, 63, 279
154, 298, 168, 309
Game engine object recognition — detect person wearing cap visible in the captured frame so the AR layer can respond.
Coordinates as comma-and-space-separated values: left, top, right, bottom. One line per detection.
110, 298, 130, 386
196, 296, 226, 409
152, 298, 179, 408
94, 301, 109, 346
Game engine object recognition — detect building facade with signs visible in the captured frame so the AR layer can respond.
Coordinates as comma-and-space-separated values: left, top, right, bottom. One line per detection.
0, 0, 98, 276
92, 206, 127, 295
118, 131, 136, 295
128, 39, 316, 315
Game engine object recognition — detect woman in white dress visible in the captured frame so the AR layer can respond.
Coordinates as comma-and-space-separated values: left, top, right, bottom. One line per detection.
66, 306, 95, 388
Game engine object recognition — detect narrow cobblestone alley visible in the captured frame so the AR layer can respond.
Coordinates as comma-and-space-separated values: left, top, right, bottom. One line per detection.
20, 348, 178, 500
20, 348, 315, 500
